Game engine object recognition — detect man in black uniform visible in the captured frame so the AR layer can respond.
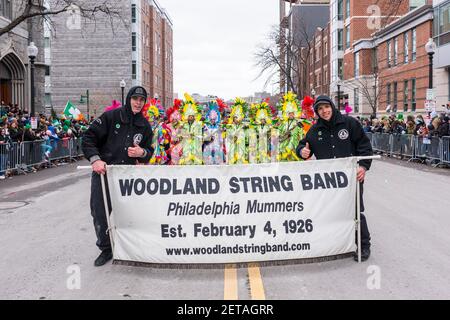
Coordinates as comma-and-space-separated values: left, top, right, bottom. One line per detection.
82, 86, 154, 266
296, 95, 373, 261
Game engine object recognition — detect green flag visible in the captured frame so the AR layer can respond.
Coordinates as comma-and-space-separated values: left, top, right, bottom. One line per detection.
63, 100, 82, 120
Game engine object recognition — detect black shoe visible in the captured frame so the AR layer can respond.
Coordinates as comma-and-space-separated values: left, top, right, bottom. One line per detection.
353, 247, 371, 262
94, 249, 113, 267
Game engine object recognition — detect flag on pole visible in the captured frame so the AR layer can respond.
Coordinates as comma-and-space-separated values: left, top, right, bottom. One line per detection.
63, 100, 82, 120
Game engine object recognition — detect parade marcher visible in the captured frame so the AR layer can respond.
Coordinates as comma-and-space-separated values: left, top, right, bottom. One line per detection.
248, 100, 275, 163
203, 100, 225, 165
301, 96, 315, 135
225, 98, 248, 164
142, 99, 169, 165
179, 94, 203, 165
82, 86, 154, 266
296, 95, 373, 262
277, 92, 304, 162
166, 100, 183, 165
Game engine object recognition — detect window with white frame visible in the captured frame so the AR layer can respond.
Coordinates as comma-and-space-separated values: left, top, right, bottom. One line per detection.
404, 32, 409, 63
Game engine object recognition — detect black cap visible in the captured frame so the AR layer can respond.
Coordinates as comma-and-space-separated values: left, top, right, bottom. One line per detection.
313, 95, 335, 114
130, 86, 148, 100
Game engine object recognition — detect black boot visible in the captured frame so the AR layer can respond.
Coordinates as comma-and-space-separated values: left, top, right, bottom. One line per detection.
94, 249, 113, 267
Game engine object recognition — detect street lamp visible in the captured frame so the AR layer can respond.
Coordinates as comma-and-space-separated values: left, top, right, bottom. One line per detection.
425, 38, 436, 90
27, 42, 38, 117
120, 79, 126, 106
336, 77, 342, 111
311, 88, 316, 99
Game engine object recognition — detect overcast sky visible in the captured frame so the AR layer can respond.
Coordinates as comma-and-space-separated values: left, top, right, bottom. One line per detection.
161, 0, 279, 100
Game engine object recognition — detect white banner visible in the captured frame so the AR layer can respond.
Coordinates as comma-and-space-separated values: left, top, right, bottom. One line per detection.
106, 157, 358, 264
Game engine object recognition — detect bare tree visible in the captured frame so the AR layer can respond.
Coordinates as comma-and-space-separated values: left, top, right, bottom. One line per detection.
254, 22, 313, 96
0, 0, 124, 37
344, 64, 387, 118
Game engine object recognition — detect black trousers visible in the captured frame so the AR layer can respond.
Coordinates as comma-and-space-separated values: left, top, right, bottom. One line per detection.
358, 182, 371, 249
90, 172, 112, 252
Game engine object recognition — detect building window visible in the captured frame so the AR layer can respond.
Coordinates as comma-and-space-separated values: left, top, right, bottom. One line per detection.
44, 37, 51, 48
0, 0, 13, 20
338, 0, 344, 21
434, 1, 450, 46
412, 28, 417, 61
354, 51, 359, 77
338, 29, 344, 51
354, 88, 359, 113
387, 40, 391, 68
345, 0, 350, 19
387, 83, 391, 107
403, 80, 409, 111
345, 26, 350, 49
132, 32, 136, 52
372, 47, 378, 73
131, 4, 136, 23
394, 37, 398, 66
45, 65, 50, 76
44, 93, 52, 106
404, 32, 409, 63
132, 61, 136, 80
410, 0, 426, 11
338, 58, 344, 79
448, 70, 450, 100
393, 82, 398, 112
411, 78, 416, 111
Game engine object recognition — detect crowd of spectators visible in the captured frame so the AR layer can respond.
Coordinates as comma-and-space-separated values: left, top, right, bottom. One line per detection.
0, 101, 89, 179
359, 112, 450, 138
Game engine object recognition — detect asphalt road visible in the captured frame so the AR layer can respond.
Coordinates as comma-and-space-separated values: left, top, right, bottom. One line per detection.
0, 158, 449, 300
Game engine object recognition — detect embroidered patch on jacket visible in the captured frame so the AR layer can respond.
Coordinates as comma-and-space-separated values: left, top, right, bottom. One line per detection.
338, 129, 349, 140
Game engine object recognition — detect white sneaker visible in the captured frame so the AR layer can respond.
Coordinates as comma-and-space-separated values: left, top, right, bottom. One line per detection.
0, 175, 5, 180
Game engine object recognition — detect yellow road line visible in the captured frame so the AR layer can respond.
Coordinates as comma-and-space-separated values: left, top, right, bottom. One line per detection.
224, 264, 238, 300
247, 263, 266, 300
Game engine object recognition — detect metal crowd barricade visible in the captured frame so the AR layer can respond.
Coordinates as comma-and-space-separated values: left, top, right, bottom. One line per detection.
391, 134, 415, 159
439, 136, 450, 166
69, 137, 83, 159
20, 140, 46, 171
0, 142, 20, 175
48, 138, 72, 161
415, 136, 442, 165
371, 133, 391, 155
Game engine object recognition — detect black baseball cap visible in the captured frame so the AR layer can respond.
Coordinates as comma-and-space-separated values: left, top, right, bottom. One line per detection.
130, 86, 148, 100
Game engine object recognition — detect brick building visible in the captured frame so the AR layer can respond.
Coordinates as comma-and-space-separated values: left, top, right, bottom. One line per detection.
140, 0, 173, 107
330, 0, 411, 115
50, 0, 173, 117
375, 4, 434, 114
307, 24, 331, 97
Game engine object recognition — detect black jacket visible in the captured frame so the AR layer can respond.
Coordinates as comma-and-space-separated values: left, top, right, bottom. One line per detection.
296, 96, 373, 170
82, 86, 154, 165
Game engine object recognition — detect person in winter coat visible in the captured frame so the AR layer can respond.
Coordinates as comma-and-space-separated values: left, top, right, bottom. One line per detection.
296, 95, 373, 262
82, 86, 154, 267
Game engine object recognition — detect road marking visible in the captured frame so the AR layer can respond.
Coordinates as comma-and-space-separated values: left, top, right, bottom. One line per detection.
247, 263, 266, 300
224, 264, 238, 300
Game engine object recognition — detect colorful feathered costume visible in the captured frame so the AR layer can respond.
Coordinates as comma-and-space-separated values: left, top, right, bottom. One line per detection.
277, 92, 304, 162
142, 99, 169, 164
203, 100, 225, 165
225, 97, 248, 164
179, 93, 203, 165
166, 99, 183, 165
248, 100, 276, 163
